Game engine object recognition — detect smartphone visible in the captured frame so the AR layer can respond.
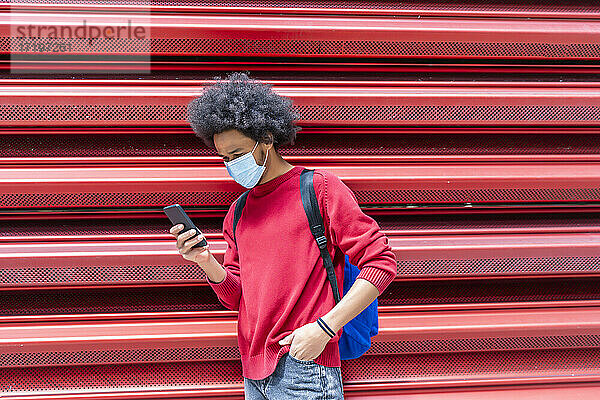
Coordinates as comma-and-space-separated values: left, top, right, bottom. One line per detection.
163, 204, 208, 249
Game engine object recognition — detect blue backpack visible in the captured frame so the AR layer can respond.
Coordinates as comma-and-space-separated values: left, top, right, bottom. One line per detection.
231, 168, 378, 360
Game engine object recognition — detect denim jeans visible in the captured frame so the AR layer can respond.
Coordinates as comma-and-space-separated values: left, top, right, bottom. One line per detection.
243, 352, 344, 399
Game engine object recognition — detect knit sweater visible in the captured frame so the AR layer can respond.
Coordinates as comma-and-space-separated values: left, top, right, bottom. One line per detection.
207, 165, 397, 380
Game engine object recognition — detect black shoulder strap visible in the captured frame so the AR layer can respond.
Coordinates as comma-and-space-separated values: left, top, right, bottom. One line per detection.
299, 168, 342, 304
233, 190, 250, 246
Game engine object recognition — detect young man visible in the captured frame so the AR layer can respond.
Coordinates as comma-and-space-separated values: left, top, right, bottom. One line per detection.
171, 72, 397, 399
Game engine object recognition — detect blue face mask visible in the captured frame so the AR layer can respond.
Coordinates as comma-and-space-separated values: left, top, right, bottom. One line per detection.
224, 140, 269, 188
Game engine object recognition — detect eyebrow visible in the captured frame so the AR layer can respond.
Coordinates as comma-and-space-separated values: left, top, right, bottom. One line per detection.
217, 147, 244, 157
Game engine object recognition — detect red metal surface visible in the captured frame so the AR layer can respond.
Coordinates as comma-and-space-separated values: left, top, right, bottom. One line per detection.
5, 153, 600, 165
1, 126, 598, 135
1, 83, 600, 126
4, 60, 600, 74
1, 361, 600, 400
4, 298, 600, 325
2, 230, 600, 288
2, 1, 600, 397
1, 306, 599, 367
1, 128, 600, 166
8, 80, 600, 88
4, 212, 600, 241
343, 383, 600, 399
1, 163, 599, 208
3, 12, 600, 60
4, 0, 600, 19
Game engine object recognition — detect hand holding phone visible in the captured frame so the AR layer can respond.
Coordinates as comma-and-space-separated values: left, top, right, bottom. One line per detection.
164, 204, 207, 247
164, 204, 211, 264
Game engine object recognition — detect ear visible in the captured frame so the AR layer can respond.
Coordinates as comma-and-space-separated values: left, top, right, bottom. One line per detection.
264, 131, 275, 148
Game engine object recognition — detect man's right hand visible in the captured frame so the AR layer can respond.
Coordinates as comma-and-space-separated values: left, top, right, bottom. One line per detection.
170, 224, 212, 265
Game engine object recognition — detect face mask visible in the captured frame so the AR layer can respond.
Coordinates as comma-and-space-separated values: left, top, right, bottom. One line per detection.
224, 140, 269, 188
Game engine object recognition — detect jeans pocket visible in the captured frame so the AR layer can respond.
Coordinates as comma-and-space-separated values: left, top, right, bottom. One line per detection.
287, 351, 316, 365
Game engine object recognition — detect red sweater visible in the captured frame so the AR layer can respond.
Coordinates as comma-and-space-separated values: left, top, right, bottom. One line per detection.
207, 165, 397, 380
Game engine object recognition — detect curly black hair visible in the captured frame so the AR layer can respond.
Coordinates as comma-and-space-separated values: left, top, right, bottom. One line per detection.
187, 72, 302, 151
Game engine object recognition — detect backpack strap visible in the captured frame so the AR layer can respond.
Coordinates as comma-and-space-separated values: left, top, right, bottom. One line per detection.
299, 168, 342, 304
232, 190, 250, 246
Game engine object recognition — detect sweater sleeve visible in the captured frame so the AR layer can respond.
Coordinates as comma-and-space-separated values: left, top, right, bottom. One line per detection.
316, 170, 397, 295
206, 200, 242, 311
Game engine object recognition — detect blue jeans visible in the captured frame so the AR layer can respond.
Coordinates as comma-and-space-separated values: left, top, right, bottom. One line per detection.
244, 352, 344, 399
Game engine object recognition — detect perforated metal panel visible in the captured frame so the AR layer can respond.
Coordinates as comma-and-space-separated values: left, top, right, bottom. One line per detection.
0, 359, 243, 392
7, 0, 600, 14
294, 104, 600, 124
0, 285, 223, 315
0, 217, 224, 237
0, 264, 209, 286
4, 254, 600, 287
396, 255, 600, 277
354, 188, 600, 204
380, 277, 600, 306
0, 217, 224, 236
0, 104, 182, 124
2, 133, 600, 158
343, 348, 600, 382
3, 104, 600, 125
2, 187, 598, 210
0, 191, 238, 208
367, 335, 600, 355
0, 346, 241, 367
2, 210, 599, 238
8, 0, 600, 14
6, 37, 600, 58
374, 213, 600, 231
1, 348, 600, 393
2, 335, 600, 368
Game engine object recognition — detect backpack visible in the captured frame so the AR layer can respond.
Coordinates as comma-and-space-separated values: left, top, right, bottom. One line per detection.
231, 167, 378, 360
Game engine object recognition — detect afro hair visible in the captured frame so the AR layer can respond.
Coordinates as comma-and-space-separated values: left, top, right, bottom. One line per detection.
187, 72, 302, 151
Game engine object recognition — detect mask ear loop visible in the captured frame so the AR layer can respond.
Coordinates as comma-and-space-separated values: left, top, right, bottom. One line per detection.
261, 145, 269, 167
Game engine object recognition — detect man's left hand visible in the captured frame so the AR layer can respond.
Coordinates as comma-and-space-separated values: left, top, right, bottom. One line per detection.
278, 321, 333, 361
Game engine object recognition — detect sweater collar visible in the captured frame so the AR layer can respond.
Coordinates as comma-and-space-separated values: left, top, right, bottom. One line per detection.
250, 165, 304, 197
